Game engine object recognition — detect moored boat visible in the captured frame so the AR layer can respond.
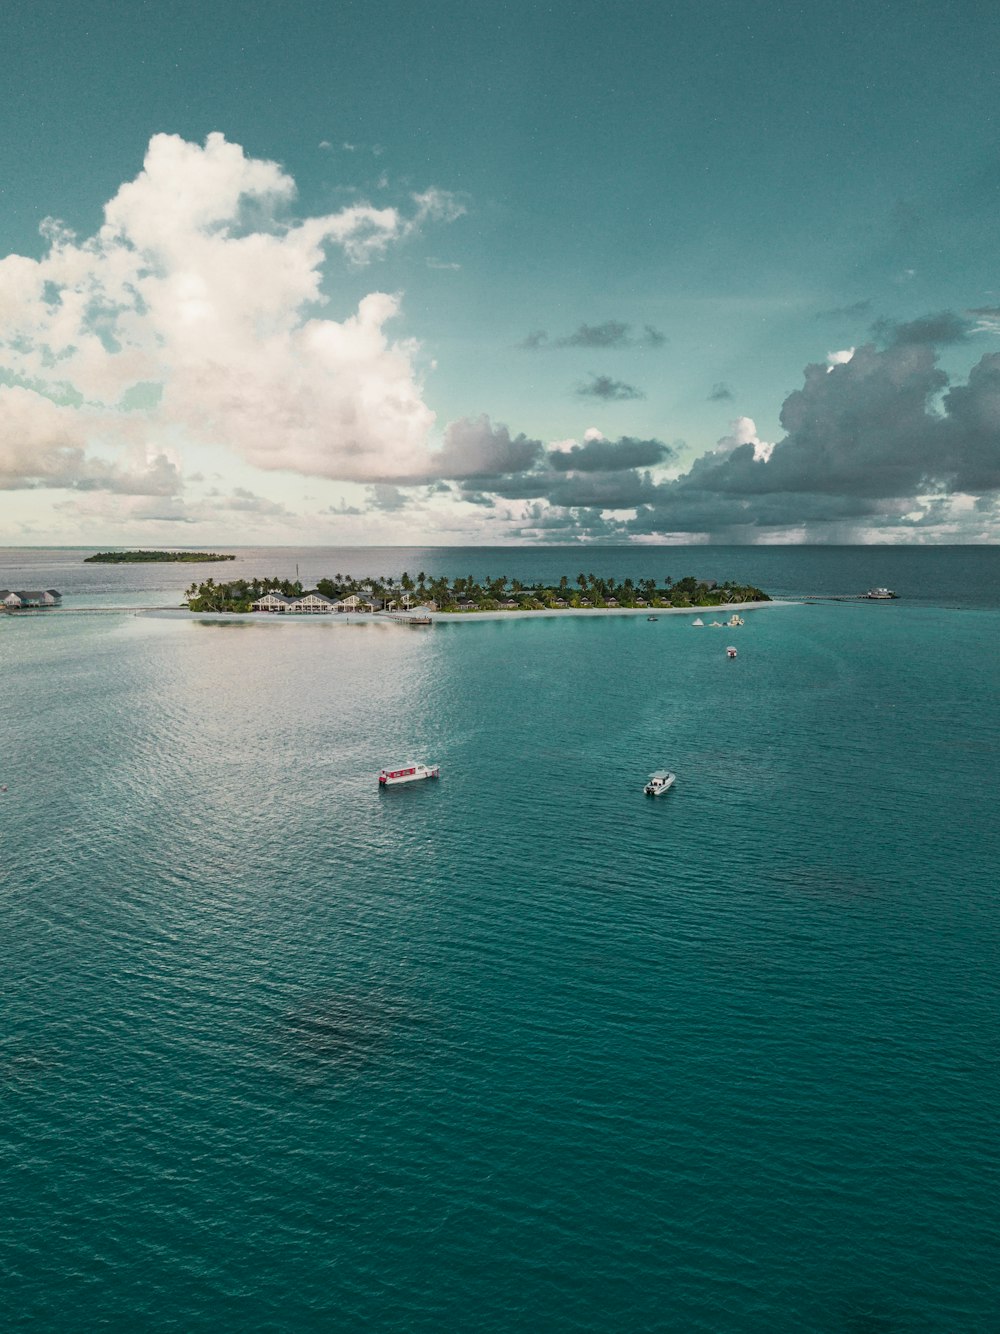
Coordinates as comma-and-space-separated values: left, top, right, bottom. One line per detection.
644, 769, 676, 796
864, 587, 898, 599
726, 645, 738, 658
378, 762, 440, 786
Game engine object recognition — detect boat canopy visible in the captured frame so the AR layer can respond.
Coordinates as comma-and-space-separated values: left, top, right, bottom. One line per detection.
648, 770, 672, 780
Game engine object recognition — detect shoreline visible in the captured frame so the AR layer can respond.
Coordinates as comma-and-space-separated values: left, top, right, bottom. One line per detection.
139, 598, 785, 624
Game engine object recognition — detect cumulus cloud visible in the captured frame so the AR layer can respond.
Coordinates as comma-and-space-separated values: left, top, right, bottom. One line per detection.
431, 415, 544, 479
873, 311, 970, 347
548, 436, 671, 471
0, 131, 464, 492
367, 482, 411, 511
518, 321, 666, 350
826, 347, 855, 370
0, 385, 182, 492
558, 321, 630, 349
576, 374, 645, 401
615, 339, 1000, 536
442, 330, 1000, 542
712, 416, 775, 463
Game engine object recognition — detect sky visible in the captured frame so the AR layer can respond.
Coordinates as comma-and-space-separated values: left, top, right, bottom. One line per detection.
2, 0, 1000, 546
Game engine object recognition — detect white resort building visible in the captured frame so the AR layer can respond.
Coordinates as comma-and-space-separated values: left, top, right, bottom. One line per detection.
249, 591, 381, 614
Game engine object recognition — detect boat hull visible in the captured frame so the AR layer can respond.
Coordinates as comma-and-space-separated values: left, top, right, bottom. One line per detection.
378, 764, 439, 786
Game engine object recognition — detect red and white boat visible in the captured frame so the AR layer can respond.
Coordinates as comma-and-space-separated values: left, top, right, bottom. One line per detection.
378, 762, 440, 787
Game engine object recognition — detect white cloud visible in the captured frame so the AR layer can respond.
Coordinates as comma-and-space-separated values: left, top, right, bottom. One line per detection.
714, 416, 775, 463
0, 132, 464, 492
826, 347, 855, 370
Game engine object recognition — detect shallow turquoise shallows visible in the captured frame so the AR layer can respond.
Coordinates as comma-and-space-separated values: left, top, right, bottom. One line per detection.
2, 548, 999, 1332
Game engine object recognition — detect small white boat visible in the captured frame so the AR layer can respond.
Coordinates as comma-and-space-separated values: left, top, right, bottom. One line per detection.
864, 587, 897, 600
691, 617, 704, 626
726, 614, 745, 626
726, 645, 738, 658
644, 769, 676, 796
378, 762, 440, 787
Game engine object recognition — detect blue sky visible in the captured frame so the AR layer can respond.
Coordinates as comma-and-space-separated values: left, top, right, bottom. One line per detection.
2, 0, 999, 543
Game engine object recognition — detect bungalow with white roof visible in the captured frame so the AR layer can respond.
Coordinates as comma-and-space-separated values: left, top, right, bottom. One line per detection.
293, 592, 334, 613
251, 592, 295, 613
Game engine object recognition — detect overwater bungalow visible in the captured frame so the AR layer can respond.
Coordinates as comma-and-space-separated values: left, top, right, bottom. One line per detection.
1, 588, 62, 608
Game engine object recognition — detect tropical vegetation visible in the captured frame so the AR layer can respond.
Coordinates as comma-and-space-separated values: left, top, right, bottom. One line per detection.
86, 550, 236, 563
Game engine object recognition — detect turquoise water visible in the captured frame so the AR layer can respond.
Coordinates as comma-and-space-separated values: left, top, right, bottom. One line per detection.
3, 549, 1000, 1331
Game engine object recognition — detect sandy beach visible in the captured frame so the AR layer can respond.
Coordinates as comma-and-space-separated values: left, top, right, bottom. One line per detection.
141, 599, 783, 624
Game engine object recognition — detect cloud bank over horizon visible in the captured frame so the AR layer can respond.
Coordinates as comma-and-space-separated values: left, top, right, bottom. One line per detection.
1, 132, 998, 544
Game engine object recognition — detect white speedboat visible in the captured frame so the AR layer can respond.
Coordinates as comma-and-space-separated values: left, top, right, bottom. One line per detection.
378, 762, 440, 787
644, 770, 676, 796
864, 587, 897, 599
726, 645, 738, 658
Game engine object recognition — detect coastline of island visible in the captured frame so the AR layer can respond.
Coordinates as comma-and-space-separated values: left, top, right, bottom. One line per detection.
182, 572, 771, 615
145, 598, 782, 623
85, 550, 236, 564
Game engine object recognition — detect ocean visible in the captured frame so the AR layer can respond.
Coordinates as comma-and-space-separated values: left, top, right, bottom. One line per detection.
2, 546, 999, 1332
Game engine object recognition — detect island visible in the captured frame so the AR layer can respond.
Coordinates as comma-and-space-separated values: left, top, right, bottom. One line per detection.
184, 572, 770, 613
86, 550, 236, 564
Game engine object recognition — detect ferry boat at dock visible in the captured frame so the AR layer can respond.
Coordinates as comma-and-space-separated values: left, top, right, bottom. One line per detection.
644, 770, 676, 796
378, 762, 440, 787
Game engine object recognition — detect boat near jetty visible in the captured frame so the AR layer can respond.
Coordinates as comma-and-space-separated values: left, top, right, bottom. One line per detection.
378, 763, 440, 787
644, 770, 676, 796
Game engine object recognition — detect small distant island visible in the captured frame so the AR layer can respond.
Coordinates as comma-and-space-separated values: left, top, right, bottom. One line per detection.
184, 571, 770, 613
86, 551, 236, 564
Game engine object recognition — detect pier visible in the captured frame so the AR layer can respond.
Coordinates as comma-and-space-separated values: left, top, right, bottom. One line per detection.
801, 593, 899, 602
